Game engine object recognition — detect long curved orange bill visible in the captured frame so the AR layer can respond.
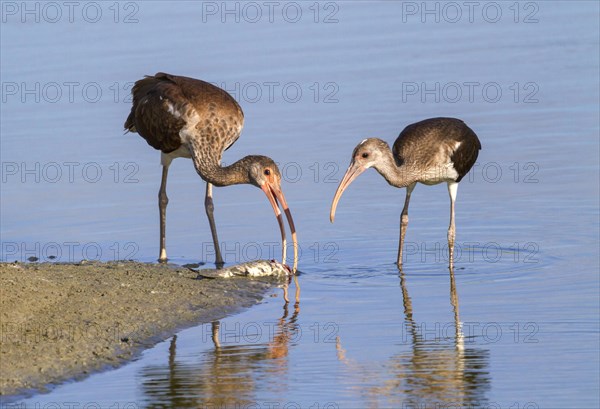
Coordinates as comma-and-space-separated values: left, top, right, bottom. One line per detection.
261, 183, 298, 273
330, 162, 366, 223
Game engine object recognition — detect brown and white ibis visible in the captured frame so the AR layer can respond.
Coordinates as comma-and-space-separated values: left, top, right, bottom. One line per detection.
124, 73, 298, 271
330, 117, 481, 268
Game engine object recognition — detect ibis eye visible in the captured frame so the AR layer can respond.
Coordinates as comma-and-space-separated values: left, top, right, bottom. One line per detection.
264, 169, 271, 176
362, 153, 369, 158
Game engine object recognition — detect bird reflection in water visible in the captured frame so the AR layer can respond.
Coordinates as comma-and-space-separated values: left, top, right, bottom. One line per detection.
140, 300, 300, 408
336, 268, 490, 407
280, 273, 301, 306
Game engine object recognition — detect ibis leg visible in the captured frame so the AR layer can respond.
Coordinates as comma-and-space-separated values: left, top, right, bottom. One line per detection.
397, 183, 416, 268
211, 321, 221, 349
158, 165, 169, 262
447, 182, 458, 267
205, 183, 224, 267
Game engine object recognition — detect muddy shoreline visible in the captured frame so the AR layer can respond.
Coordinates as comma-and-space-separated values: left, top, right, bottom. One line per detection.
0, 261, 282, 400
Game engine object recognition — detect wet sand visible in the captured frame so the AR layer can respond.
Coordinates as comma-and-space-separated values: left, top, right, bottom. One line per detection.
0, 261, 282, 399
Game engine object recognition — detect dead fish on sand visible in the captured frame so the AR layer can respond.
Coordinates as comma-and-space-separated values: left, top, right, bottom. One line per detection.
195, 260, 292, 279
194, 260, 299, 304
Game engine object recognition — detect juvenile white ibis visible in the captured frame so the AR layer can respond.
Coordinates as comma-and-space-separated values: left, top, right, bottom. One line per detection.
330, 117, 481, 268
125, 73, 298, 271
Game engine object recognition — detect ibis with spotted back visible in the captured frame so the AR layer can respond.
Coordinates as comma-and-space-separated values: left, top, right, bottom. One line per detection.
125, 73, 298, 272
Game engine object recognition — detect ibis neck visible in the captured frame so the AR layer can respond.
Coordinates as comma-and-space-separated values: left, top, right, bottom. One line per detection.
373, 147, 418, 188
201, 159, 250, 187
189, 143, 249, 187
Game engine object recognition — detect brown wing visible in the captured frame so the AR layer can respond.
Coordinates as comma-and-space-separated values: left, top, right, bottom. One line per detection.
124, 74, 186, 153
150, 73, 245, 152
393, 117, 481, 181
450, 122, 481, 182
124, 73, 245, 154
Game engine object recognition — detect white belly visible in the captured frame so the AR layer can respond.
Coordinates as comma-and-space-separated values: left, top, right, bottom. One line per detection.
419, 163, 459, 185
161, 145, 192, 166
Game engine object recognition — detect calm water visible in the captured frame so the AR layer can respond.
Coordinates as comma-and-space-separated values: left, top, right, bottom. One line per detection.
2, 1, 599, 408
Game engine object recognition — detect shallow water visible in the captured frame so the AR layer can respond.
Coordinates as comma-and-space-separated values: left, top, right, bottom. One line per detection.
2, 1, 599, 408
